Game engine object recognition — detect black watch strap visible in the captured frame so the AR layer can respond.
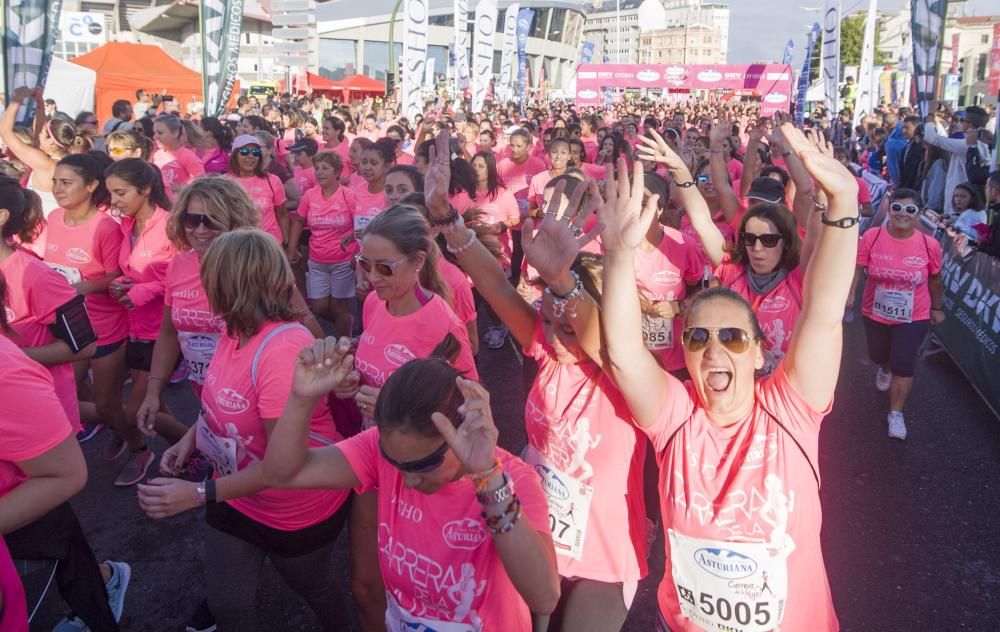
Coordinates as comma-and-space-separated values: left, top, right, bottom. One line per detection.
820, 212, 860, 229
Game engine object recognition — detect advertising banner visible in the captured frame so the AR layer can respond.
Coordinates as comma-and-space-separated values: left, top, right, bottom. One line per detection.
797, 24, 821, 125
581, 41, 595, 65
401, 0, 428, 119
822, 0, 841, 114
201, 0, 244, 118
453, 0, 470, 89
782, 39, 794, 65
516, 8, 533, 106
4, 0, 64, 125
910, 0, 948, 118
987, 23, 1000, 96
499, 3, 519, 93
853, 0, 878, 124
471, 0, 496, 112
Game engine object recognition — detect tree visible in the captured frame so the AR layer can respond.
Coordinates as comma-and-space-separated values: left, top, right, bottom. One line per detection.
807, 13, 892, 84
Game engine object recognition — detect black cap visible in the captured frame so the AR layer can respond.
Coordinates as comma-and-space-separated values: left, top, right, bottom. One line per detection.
287, 137, 318, 154
747, 177, 786, 204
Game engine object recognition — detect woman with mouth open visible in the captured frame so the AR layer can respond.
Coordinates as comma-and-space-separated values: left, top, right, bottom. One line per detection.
601, 123, 859, 632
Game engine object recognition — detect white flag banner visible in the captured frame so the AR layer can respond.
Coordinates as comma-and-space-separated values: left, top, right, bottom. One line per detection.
453, 0, 470, 89
822, 0, 841, 114
402, 0, 429, 120
853, 0, 878, 124
499, 3, 520, 93
425, 56, 436, 89
471, 0, 496, 112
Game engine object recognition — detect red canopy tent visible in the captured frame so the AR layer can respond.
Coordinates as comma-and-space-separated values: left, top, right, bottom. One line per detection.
330, 75, 386, 102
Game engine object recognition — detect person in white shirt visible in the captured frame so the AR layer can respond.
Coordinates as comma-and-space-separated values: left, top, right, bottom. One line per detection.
923, 105, 990, 216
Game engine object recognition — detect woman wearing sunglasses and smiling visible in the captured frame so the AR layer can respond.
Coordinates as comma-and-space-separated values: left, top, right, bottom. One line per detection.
227, 135, 291, 247
848, 189, 944, 441
262, 351, 559, 631
602, 122, 860, 632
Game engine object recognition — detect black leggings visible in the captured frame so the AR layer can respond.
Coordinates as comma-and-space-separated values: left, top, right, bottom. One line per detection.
4, 503, 119, 632
862, 317, 930, 378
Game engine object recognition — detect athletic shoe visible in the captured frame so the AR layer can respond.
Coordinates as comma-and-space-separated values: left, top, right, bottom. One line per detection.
887, 411, 907, 440
114, 448, 155, 487
103, 560, 131, 622
76, 423, 102, 443
104, 434, 128, 461
185, 600, 217, 632
169, 361, 190, 384
483, 325, 509, 350
51, 616, 87, 631
875, 367, 892, 392
176, 450, 213, 483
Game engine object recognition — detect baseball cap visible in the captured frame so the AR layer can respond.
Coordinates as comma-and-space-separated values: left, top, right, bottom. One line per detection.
287, 137, 318, 154
747, 177, 786, 204
232, 134, 262, 151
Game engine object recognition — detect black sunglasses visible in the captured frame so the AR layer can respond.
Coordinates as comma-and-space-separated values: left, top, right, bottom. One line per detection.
238, 147, 262, 157
741, 232, 783, 248
181, 212, 223, 231
682, 327, 754, 353
379, 440, 449, 474
890, 202, 921, 215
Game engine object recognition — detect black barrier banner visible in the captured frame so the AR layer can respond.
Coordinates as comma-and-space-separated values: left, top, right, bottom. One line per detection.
936, 232, 1000, 419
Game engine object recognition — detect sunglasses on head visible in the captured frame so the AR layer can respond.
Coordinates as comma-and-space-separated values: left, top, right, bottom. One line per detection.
181, 212, 223, 231
741, 232, 783, 248
696, 174, 711, 184
238, 147, 262, 157
355, 254, 408, 277
890, 202, 921, 215
682, 327, 754, 354
379, 440, 449, 473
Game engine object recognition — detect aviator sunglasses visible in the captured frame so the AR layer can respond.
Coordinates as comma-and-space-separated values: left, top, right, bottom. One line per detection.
682, 327, 754, 354
355, 255, 409, 277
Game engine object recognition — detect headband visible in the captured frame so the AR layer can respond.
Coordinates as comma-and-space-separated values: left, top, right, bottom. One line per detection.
46, 120, 68, 150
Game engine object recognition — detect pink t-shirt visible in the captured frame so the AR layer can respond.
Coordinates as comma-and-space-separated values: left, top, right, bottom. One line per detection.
337, 428, 549, 631
857, 228, 942, 325
727, 158, 744, 188
644, 365, 836, 632
164, 250, 226, 387
679, 212, 737, 251
350, 184, 387, 234
118, 208, 176, 342
523, 317, 648, 583
0, 537, 28, 632
293, 165, 318, 196
202, 148, 229, 174
347, 172, 366, 190
0, 334, 73, 500
855, 176, 872, 208
0, 249, 81, 430
394, 152, 415, 166
42, 208, 128, 345
714, 258, 804, 376
632, 229, 705, 371
299, 186, 358, 263
323, 140, 353, 179
154, 146, 205, 199
356, 292, 478, 391
497, 156, 547, 217
230, 174, 287, 242
438, 259, 476, 325
526, 170, 557, 210
201, 321, 349, 530
448, 190, 475, 214
578, 162, 607, 180
471, 188, 520, 263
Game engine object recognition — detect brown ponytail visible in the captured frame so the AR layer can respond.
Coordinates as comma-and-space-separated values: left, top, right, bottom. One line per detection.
0, 176, 46, 245
430, 332, 462, 365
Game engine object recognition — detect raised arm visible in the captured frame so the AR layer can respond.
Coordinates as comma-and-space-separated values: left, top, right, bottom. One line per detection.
741, 124, 764, 198
780, 124, 860, 411
922, 113, 968, 156
708, 117, 743, 224
0, 88, 58, 174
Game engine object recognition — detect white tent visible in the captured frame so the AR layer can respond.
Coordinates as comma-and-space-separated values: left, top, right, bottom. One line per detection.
43, 56, 97, 118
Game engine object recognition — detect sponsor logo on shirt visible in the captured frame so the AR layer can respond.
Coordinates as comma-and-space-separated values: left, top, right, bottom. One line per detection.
442, 517, 487, 550
533, 464, 570, 501
697, 69, 722, 83
652, 270, 681, 286
871, 253, 893, 262
758, 295, 791, 314
693, 547, 758, 580
215, 388, 250, 414
66, 247, 92, 264
903, 256, 927, 268
384, 343, 416, 367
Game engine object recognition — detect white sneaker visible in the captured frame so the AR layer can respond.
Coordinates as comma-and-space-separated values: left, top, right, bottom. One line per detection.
875, 368, 892, 392
887, 411, 907, 440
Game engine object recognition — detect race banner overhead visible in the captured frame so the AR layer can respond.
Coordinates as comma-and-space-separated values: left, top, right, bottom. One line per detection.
401, 0, 428, 119
822, 0, 841, 115
4, 0, 64, 125
499, 4, 520, 94
201, 0, 243, 118
453, 0, 470, 89
782, 39, 794, 66
910, 0, 948, 118
471, 0, 496, 112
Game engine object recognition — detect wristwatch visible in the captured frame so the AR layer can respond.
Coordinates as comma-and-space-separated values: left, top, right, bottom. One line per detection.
475, 473, 514, 506
820, 212, 860, 229
195, 482, 207, 506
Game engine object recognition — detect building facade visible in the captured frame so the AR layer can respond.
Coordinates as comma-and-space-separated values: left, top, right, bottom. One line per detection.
638, 24, 725, 65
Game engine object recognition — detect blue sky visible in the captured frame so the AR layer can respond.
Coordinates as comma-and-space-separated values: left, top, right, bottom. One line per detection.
727, 0, 998, 64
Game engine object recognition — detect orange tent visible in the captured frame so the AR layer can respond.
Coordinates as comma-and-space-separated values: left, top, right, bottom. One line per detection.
331, 75, 386, 102
71, 42, 211, 120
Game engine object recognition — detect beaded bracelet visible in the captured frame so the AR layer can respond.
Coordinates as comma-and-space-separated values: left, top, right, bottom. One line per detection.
429, 205, 461, 227
465, 459, 502, 491
544, 271, 584, 319
446, 229, 477, 254
482, 497, 522, 535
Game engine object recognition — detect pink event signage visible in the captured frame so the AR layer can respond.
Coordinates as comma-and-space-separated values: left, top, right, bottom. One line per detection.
575, 63, 794, 116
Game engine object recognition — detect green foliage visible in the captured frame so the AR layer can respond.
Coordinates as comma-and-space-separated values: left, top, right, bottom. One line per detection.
806, 12, 893, 85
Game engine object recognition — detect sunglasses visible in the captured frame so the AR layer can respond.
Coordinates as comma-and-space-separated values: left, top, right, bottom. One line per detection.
696, 174, 711, 184
890, 202, 921, 215
741, 232, 783, 248
181, 212, 223, 231
108, 147, 133, 156
355, 254, 408, 277
682, 327, 754, 354
379, 440, 449, 473
238, 147, 262, 157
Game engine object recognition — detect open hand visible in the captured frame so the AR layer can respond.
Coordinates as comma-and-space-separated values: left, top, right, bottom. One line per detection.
431, 377, 497, 474
597, 158, 660, 252
780, 123, 858, 200
291, 337, 355, 400
522, 178, 602, 287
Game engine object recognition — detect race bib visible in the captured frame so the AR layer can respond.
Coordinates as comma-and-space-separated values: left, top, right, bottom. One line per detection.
385, 592, 480, 632
522, 447, 594, 561
194, 415, 239, 476
643, 315, 674, 350
668, 529, 788, 632
872, 286, 914, 323
46, 262, 82, 285
177, 332, 219, 385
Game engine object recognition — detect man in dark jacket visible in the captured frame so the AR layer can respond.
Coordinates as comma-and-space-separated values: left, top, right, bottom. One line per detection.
898, 115, 925, 190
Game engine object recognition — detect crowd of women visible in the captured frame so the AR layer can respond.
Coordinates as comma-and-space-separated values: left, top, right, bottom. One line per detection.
0, 85, 970, 632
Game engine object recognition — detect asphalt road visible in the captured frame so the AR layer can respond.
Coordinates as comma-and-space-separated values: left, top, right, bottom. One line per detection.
19, 306, 1000, 631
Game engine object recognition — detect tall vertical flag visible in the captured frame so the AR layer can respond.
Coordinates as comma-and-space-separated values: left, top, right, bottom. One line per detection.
401, 0, 428, 120
201, 0, 244, 118
499, 4, 520, 99
910, 0, 949, 118
796, 23, 821, 126
453, 0, 470, 90
516, 8, 533, 109
782, 40, 794, 65
580, 41, 595, 65
822, 0, 841, 115
4, 0, 64, 125
471, 0, 496, 112
853, 0, 878, 124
